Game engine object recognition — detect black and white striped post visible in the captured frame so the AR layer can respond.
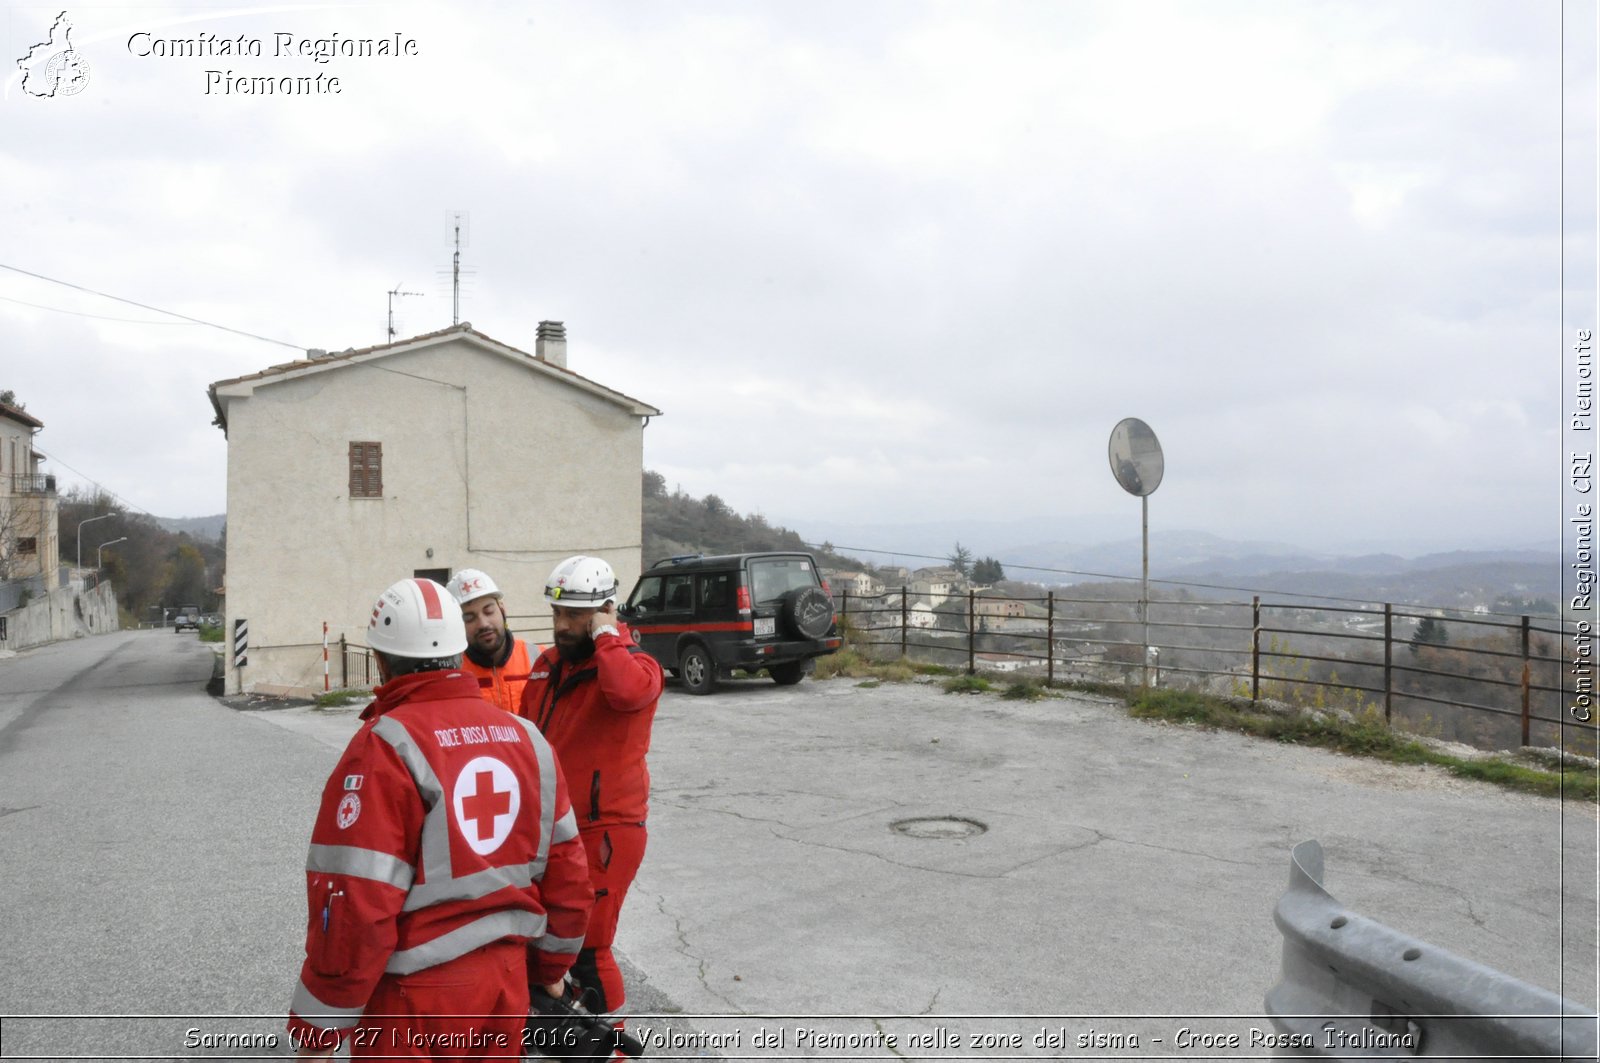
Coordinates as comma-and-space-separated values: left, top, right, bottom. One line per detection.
232, 618, 248, 668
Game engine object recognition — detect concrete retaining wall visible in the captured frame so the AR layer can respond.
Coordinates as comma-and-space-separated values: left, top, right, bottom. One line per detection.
0, 579, 119, 651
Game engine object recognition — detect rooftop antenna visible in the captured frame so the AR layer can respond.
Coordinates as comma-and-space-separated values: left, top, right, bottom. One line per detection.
438, 211, 474, 326
386, 283, 423, 342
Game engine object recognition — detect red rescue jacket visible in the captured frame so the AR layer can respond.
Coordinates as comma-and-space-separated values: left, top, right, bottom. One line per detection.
287, 669, 592, 1048
460, 635, 541, 716
521, 623, 663, 831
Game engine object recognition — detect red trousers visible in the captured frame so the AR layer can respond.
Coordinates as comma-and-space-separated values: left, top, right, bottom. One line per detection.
351, 940, 527, 1061
573, 824, 647, 1013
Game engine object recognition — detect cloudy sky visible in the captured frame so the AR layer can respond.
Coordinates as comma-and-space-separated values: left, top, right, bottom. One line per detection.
2, 0, 1595, 557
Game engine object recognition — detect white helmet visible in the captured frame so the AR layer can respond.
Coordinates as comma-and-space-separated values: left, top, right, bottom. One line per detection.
544, 555, 619, 609
449, 568, 501, 606
368, 578, 468, 658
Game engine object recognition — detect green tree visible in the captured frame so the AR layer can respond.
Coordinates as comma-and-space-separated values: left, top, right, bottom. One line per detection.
642, 470, 667, 499
947, 541, 973, 578
166, 543, 209, 606
0, 389, 23, 409
1410, 616, 1448, 655
972, 556, 1005, 583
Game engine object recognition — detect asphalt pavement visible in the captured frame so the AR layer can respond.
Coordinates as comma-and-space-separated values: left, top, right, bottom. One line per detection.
0, 630, 1594, 1060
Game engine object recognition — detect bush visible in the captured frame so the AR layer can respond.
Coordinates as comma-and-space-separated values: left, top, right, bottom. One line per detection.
316, 688, 370, 708
942, 674, 993, 695
1001, 678, 1047, 701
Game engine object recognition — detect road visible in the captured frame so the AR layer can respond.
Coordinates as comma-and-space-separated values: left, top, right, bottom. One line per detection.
0, 630, 1593, 1059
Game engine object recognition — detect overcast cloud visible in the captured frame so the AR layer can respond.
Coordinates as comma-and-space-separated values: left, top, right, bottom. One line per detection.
2, 0, 1594, 556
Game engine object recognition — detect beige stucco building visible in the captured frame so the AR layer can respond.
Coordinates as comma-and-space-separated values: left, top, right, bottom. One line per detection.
208, 322, 660, 695
0, 402, 60, 591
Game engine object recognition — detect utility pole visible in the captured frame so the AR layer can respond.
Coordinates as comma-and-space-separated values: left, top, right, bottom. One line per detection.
386, 284, 423, 342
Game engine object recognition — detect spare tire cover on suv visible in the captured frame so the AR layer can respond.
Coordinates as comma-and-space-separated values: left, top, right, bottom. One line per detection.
781, 586, 834, 641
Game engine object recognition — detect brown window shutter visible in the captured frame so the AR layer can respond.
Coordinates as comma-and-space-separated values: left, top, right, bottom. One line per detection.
349, 441, 383, 498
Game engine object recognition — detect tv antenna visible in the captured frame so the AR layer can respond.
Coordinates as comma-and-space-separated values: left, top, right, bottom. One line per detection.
386, 283, 423, 341
439, 211, 475, 326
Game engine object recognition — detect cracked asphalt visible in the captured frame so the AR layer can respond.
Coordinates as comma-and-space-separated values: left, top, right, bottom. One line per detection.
616, 673, 1596, 1054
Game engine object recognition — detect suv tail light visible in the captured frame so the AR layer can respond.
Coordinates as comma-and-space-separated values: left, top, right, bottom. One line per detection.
821, 579, 831, 594
736, 585, 751, 613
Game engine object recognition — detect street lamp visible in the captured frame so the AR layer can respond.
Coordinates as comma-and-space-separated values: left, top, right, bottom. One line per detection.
77, 513, 115, 569
97, 537, 127, 569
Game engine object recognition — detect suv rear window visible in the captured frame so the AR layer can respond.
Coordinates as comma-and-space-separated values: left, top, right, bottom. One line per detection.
748, 557, 817, 605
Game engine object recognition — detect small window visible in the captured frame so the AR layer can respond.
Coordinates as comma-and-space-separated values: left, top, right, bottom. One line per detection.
663, 574, 694, 612
700, 572, 733, 609
349, 441, 383, 498
17, 537, 36, 555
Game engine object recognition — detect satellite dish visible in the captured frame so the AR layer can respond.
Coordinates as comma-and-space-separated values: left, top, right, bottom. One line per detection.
1108, 417, 1164, 497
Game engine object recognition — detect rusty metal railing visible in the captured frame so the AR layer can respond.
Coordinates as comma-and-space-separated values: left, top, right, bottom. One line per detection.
835, 587, 1587, 756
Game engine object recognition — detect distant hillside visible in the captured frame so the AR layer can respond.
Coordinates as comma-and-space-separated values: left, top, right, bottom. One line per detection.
642, 472, 881, 576
154, 514, 225, 542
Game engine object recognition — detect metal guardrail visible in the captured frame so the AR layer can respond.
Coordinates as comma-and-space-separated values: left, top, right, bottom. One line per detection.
1266, 840, 1597, 1058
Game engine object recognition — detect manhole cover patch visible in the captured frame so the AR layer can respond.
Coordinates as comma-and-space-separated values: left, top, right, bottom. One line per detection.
890, 816, 987, 839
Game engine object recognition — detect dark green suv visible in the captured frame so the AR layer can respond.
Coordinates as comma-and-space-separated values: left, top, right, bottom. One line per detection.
619, 552, 841, 695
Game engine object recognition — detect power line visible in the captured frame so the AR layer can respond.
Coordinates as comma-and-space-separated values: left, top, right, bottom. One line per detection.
34, 446, 157, 518
0, 263, 301, 349
0, 293, 192, 325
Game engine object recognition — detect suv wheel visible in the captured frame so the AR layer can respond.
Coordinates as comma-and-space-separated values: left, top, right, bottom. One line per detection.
769, 660, 808, 686
679, 644, 716, 696
782, 586, 834, 640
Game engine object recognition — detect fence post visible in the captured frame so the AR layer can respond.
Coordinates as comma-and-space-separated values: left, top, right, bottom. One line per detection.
1251, 596, 1261, 701
900, 585, 908, 659
1520, 615, 1531, 747
1047, 590, 1055, 685
967, 588, 976, 675
1383, 603, 1393, 726
340, 634, 347, 689
840, 589, 849, 633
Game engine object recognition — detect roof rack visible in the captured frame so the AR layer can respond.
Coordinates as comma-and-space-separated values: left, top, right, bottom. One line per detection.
651, 554, 704, 568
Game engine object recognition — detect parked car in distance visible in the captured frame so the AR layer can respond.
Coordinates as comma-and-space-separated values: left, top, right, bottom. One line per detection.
173, 606, 201, 633
619, 551, 841, 695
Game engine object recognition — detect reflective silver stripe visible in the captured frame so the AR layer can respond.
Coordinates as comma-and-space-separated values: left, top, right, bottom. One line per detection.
510, 715, 559, 882
385, 909, 547, 975
404, 861, 535, 911
536, 931, 586, 956
290, 979, 366, 1029
551, 809, 579, 844
306, 844, 413, 890
372, 715, 453, 907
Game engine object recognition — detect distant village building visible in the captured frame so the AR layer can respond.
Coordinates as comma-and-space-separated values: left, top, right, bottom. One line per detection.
974, 651, 1032, 673
208, 322, 660, 695
826, 569, 881, 598
974, 597, 1027, 620
0, 401, 59, 590
909, 567, 963, 607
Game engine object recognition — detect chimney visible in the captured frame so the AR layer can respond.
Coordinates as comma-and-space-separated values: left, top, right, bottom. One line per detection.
536, 321, 567, 368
